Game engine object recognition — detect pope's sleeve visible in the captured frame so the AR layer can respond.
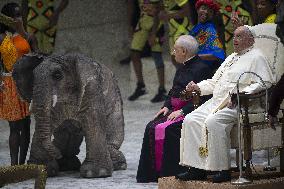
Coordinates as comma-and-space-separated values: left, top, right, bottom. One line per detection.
197, 79, 215, 96
197, 69, 220, 96
242, 51, 275, 94
197, 58, 228, 95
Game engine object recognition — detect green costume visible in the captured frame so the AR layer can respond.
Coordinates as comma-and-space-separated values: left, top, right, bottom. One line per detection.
163, 0, 192, 51
26, 0, 56, 54
131, 0, 163, 52
217, 0, 252, 55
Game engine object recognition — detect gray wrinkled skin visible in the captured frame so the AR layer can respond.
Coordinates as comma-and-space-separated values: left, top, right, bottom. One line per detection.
12, 53, 126, 178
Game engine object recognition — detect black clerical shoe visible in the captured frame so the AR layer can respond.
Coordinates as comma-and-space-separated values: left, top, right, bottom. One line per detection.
136, 177, 158, 183
175, 167, 207, 181
212, 170, 231, 183
128, 83, 147, 101
151, 87, 166, 103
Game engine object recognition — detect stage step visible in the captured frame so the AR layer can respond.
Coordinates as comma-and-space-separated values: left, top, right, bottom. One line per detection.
158, 176, 284, 189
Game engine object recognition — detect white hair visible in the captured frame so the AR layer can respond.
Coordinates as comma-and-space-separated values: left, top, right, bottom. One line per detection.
175, 35, 199, 55
244, 25, 257, 38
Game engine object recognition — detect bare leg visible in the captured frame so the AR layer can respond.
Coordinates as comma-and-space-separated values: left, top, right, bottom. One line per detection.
9, 121, 21, 165
157, 67, 165, 88
151, 52, 166, 103
131, 51, 144, 83
128, 51, 147, 101
19, 116, 31, 164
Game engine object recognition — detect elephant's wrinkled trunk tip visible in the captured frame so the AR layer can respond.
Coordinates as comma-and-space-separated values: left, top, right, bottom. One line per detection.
52, 95, 57, 107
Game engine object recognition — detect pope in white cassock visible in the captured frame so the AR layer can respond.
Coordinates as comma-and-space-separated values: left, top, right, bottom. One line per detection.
176, 26, 275, 183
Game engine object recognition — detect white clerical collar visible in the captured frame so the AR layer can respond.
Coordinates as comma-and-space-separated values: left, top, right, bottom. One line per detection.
182, 55, 195, 65
236, 46, 254, 55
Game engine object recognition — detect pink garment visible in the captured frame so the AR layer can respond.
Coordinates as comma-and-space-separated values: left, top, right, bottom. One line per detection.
154, 97, 189, 172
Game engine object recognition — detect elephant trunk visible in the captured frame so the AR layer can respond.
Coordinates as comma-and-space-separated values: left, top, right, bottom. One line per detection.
32, 88, 62, 160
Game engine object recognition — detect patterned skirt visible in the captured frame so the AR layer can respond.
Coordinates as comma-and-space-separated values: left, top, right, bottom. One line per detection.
0, 76, 30, 121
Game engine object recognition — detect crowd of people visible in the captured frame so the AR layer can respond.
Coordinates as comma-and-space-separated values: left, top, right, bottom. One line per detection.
124, 0, 278, 102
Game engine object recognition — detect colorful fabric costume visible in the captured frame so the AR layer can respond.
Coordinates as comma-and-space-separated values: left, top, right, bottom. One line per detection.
26, 0, 56, 54
0, 34, 30, 121
131, 0, 164, 52
162, 0, 193, 51
190, 21, 225, 68
264, 14, 276, 23
216, 0, 253, 55
136, 56, 212, 182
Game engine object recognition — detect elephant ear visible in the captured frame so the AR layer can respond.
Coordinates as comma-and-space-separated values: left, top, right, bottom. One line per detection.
12, 53, 45, 102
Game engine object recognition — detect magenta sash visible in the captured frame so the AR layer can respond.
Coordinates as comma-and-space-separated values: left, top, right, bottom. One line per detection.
154, 97, 189, 172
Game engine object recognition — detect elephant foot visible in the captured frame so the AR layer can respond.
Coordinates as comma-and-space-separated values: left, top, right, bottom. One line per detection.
28, 159, 59, 177
108, 147, 127, 171
57, 156, 81, 172
113, 161, 127, 171
80, 160, 112, 178
46, 159, 59, 177
28, 158, 59, 177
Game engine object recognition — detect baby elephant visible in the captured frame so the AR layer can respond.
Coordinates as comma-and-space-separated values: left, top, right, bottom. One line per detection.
12, 53, 126, 178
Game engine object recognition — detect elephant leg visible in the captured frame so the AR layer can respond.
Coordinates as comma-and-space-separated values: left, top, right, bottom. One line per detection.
80, 121, 113, 178
28, 135, 59, 177
105, 89, 127, 171
108, 145, 127, 171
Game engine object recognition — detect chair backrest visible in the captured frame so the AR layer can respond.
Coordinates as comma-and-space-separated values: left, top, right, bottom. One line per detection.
251, 23, 284, 83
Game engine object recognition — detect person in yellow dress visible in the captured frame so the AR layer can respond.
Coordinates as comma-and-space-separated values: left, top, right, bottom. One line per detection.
0, 2, 37, 165
128, 0, 167, 102
150, 0, 194, 67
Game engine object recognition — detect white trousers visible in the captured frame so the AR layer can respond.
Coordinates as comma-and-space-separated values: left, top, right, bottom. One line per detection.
180, 99, 238, 171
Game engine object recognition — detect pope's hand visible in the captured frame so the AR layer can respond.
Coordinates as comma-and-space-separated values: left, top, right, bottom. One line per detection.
154, 107, 169, 119
186, 81, 200, 93
167, 110, 182, 121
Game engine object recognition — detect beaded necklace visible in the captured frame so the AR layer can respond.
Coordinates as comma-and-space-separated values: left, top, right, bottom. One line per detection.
215, 47, 253, 82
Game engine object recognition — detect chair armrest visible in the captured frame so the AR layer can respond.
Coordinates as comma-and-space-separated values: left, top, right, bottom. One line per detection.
238, 90, 267, 100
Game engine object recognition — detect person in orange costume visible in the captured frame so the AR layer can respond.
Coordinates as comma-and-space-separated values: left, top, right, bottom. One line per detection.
0, 2, 37, 165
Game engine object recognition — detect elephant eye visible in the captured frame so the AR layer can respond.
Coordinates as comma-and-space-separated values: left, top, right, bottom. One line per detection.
52, 70, 63, 81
